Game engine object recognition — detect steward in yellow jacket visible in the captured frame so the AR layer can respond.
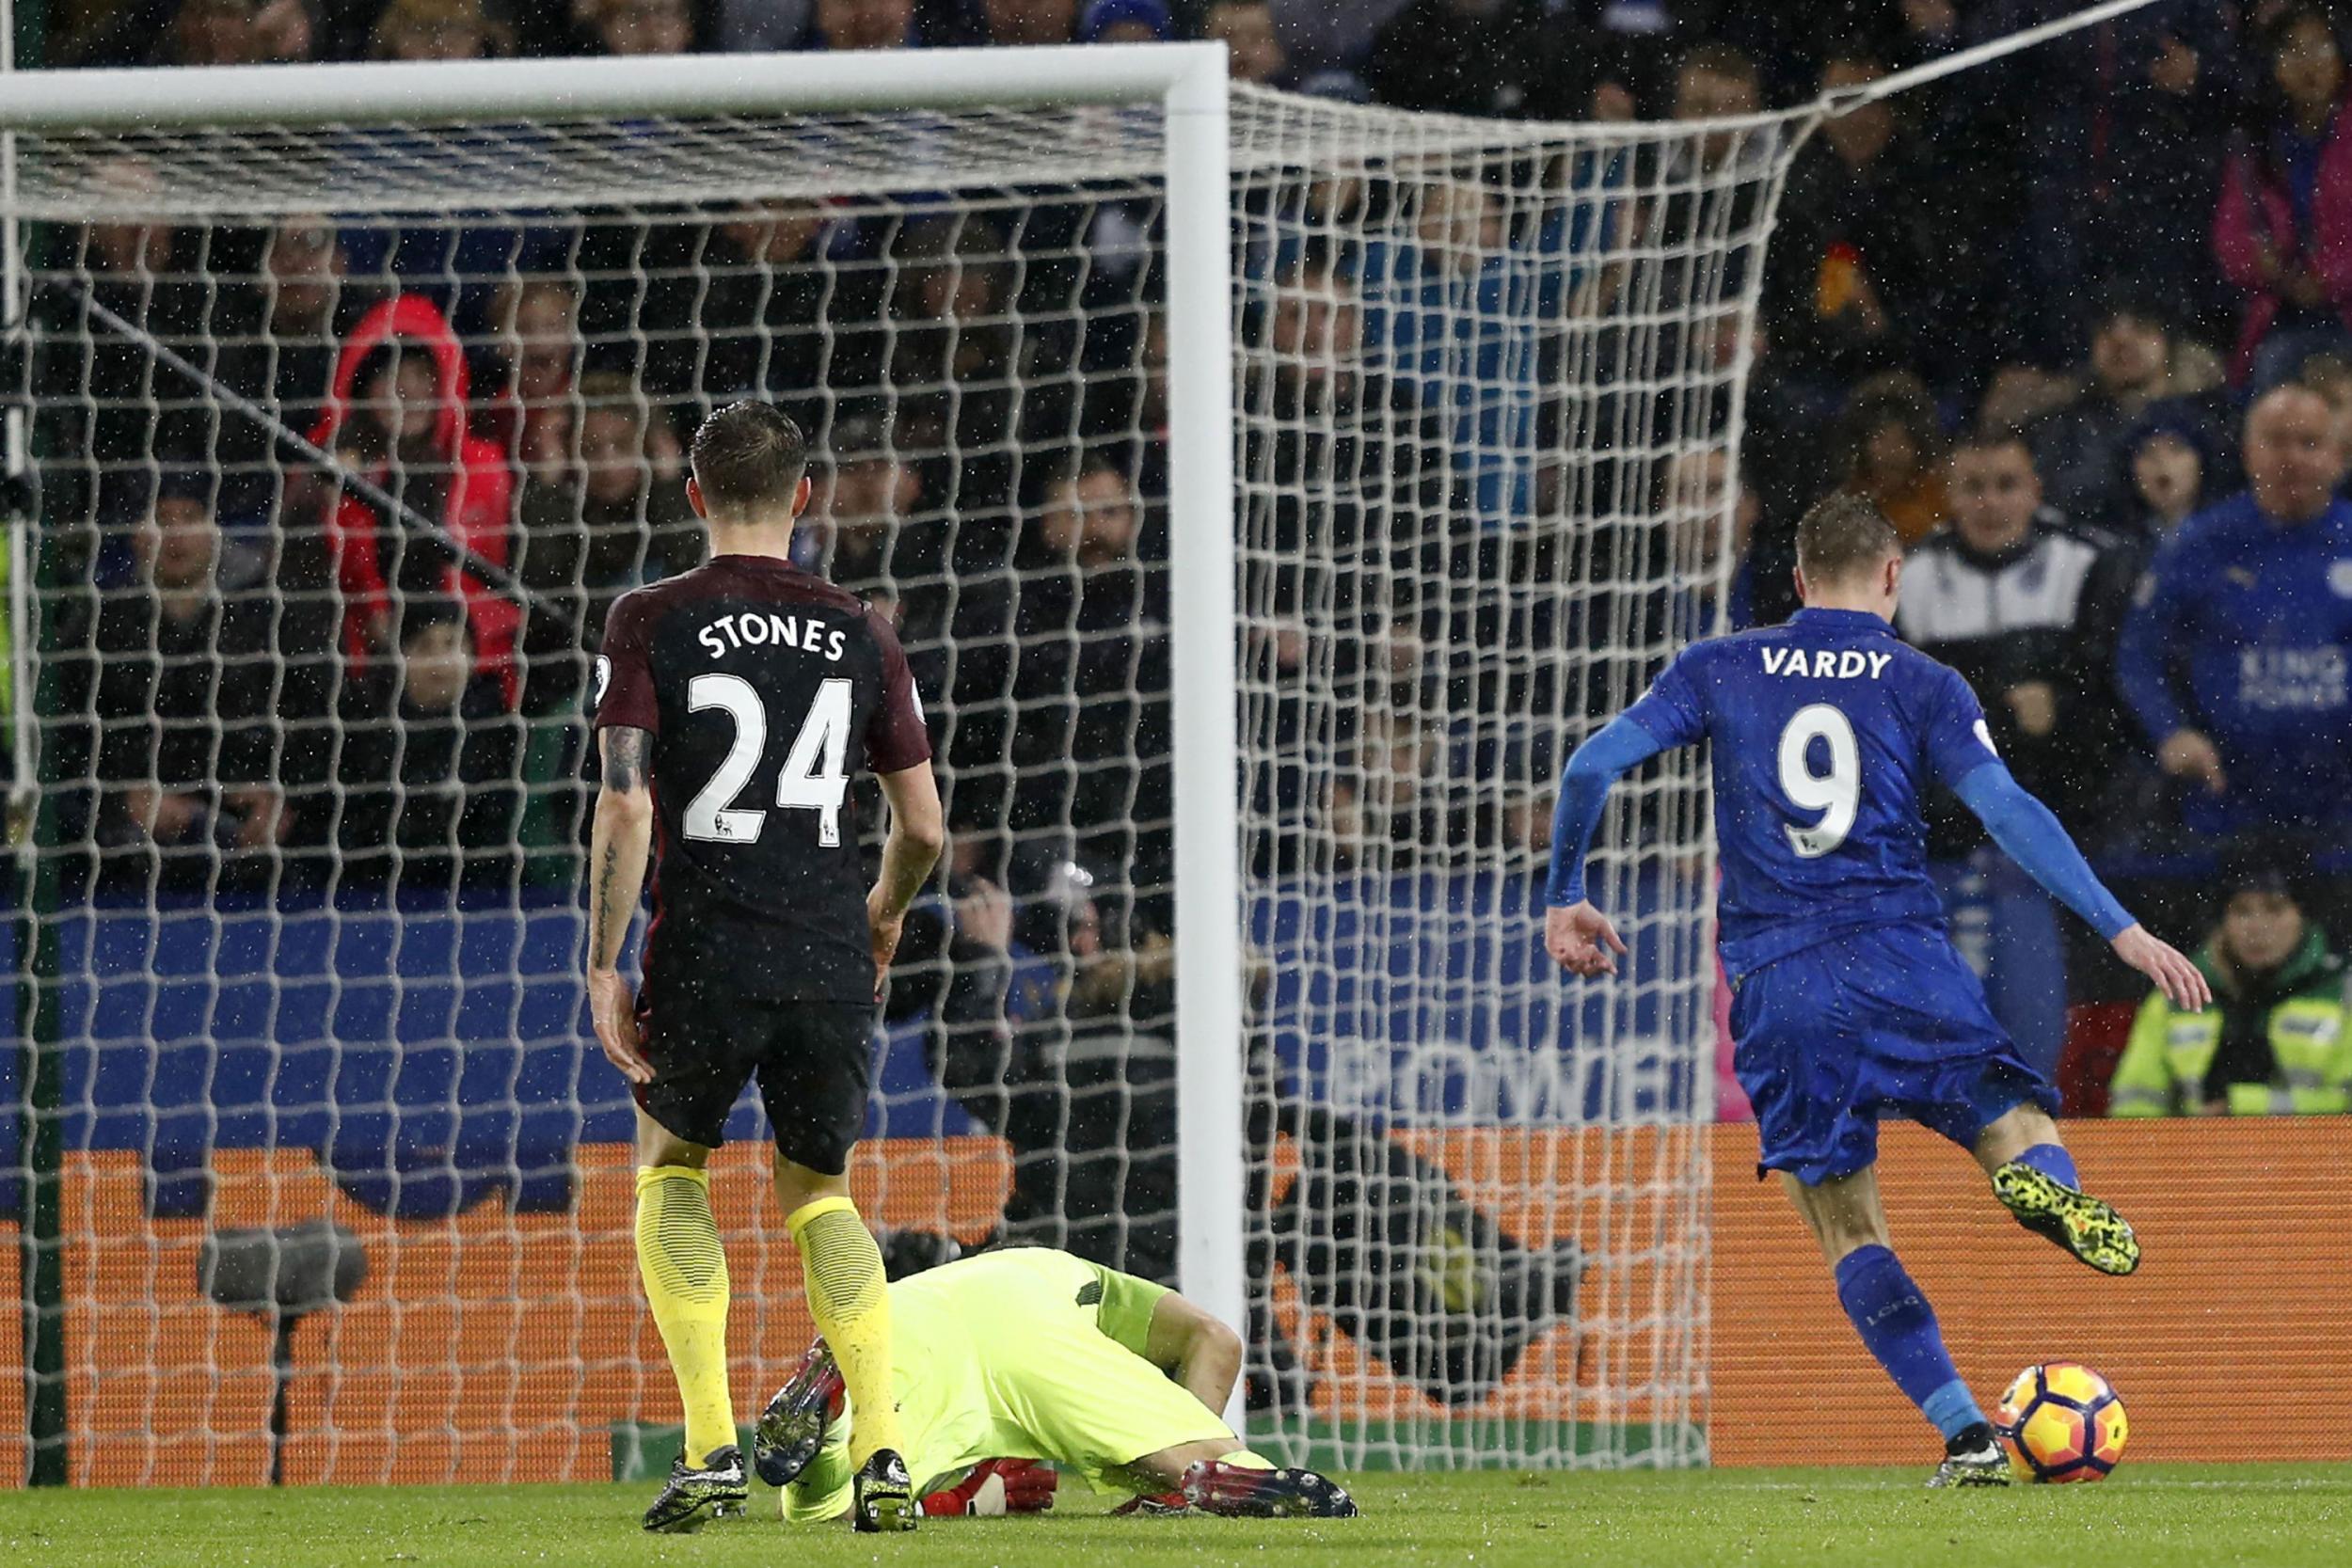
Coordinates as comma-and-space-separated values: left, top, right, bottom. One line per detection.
2110, 862, 2351, 1117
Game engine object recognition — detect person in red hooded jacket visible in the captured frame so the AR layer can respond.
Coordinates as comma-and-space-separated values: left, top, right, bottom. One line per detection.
309, 293, 520, 707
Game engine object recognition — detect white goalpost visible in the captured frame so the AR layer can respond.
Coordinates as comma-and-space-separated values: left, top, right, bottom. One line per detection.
0, 42, 1762, 1486
0, 11, 2153, 1486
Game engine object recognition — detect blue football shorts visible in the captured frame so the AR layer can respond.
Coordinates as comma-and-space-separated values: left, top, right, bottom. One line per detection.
1729, 921, 2059, 1186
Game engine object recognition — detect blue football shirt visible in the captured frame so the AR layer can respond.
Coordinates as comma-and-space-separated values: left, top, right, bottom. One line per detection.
1621, 607, 2004, 978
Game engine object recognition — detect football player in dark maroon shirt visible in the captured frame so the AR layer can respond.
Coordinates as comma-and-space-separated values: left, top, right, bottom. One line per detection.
587, 401, 941, 1533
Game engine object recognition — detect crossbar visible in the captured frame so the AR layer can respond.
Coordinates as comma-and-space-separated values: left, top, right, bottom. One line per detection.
0, 41, 1224, 132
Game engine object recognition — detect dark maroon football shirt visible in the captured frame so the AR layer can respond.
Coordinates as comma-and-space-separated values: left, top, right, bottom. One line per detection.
593, 554, 931, 1003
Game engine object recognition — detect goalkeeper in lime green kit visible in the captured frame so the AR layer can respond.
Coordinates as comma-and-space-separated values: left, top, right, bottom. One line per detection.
756, 1247, 1359, 1521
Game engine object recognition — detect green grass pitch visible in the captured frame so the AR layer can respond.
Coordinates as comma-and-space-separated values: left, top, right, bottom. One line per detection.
5, 1466, 2350, 1568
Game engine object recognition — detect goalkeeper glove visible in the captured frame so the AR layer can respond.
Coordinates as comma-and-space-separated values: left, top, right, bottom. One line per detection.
918, 1458, 1058, 1517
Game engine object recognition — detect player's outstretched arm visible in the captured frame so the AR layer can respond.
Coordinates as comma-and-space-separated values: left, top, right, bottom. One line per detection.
1543, 715, 1671, 977
1951, 762, 2210, 1012
588, 725, 657, 1083
869, 763, 946, 986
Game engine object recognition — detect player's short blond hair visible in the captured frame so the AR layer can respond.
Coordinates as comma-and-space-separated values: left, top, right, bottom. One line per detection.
1796, 492, 1899, 585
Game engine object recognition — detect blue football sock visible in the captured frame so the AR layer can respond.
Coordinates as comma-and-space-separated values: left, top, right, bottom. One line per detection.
1834, 1244, 1984, 1442
2011, 1142, 2080, 1189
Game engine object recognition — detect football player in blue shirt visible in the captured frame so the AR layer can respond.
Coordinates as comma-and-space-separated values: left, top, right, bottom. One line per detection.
1543, 493, 2210, 1486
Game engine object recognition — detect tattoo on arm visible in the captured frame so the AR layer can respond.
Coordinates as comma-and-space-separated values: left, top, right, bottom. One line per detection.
602, 726, 651, 793
592, 839, 625, 969
591, 727, 653, 972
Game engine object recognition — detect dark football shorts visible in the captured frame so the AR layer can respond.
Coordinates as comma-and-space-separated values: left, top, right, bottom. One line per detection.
632, 986, 878, 1175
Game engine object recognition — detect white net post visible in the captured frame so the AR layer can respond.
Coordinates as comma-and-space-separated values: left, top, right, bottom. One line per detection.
0, 50, 1822, 1483
3, 46, 1248, 1487
1163, 48, 1248, 1394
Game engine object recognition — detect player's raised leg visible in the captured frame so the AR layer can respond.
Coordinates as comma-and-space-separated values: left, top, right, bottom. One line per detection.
632, 1111, 749, 1531
1976, 1103, 2140, 1276
1782, 1166, 2007, 1488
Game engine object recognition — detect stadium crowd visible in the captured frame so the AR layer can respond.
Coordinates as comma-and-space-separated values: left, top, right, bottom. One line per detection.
30, 0, 2352, 1121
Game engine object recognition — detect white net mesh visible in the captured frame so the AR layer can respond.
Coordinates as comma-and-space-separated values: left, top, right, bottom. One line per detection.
1231, 96, 1789, 1471
11, 80, 1801, 1484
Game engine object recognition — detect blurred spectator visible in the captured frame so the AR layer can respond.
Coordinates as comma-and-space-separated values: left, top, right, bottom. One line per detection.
369, 0, 510, 57
1833, 372, 1946, 545
335, 598, 522, 891
1362, 0, 1546, 118
1660, 443, 1758, 636
979, 0, 1079, 45
2025, 289, 2228, 529
583, 0, 698, 55
2215, 4, 2352, 388
1765, 50, 1983, 403
1077, 0, 1168, 43
475, 275, 580, 479
89, 472, 289, 891
2118, 409, 2217, 547
1982, 0, 2239, 362
794, 407, 982, 720
67, 0, 317, 67
727, 0, 978, 50
44, 160, 212, 525
689, 200, 884, 404
1360, 175, 1570, 528
885, 214, 1022, 514
802, 0, 918, 48
1204, 1, 1291, 87
2118, 384, 2352, 835
928, 852, 1179, 1280
1011, 459, 1169, 862
1628, 43, 1778, 379
2109, 844, 2349, 1116
514, 372, 699, 714
1897, 427, 2138, 1075
1672, 38, 1764, 134
1325, 710, 1449, 873
1520, 0, 1718, 122
215, 214, 370, 521
309, 293, 520, 705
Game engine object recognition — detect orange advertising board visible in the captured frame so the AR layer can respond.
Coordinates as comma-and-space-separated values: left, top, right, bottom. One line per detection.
0, 1116, 2341, 1484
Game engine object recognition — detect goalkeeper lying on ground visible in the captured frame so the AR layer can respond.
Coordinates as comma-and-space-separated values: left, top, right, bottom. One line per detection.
754, 1246, 1359, 1521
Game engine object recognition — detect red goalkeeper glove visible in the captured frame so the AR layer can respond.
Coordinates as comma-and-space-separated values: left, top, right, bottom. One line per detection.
919, 1458, 1058, 1517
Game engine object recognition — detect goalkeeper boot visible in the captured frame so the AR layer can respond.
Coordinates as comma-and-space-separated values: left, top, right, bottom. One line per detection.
1110, 1490, 1190, 1516
1181, 1461, 1360, 1519
753, 1342, 845, 1487
1991, 1161, 2141, 1276
853, 1448, 918, 1533
642, 1444, 748, 1532
1925, 1423, 2010, 1489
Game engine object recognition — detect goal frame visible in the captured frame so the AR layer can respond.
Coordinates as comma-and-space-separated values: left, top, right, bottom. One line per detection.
0, 40, 1248, 1406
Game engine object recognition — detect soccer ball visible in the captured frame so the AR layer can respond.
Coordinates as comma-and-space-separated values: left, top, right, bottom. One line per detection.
1994, 1363, 2127, 1483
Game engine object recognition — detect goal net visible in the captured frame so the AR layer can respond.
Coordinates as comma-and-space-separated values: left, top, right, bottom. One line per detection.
8, 54, 1796, 1484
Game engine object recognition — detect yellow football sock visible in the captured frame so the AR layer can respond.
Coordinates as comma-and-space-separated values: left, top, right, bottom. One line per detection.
1217, 1449, 1275, 1469
635, 1165, 735, 1468
787, 1195, 902, 1466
